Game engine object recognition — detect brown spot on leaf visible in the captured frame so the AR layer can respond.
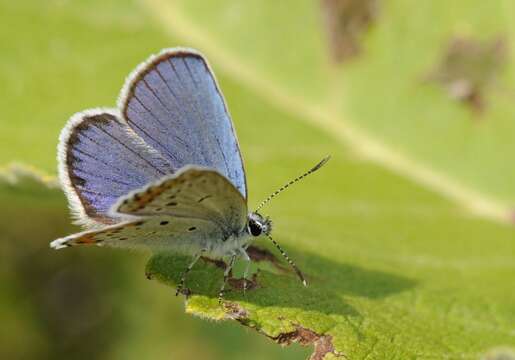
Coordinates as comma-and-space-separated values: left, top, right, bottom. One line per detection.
427, 35, 508, 113
200, 257, 260, 292
223, 302, 248, 320
320, 0, 379, 63
228, 272, 259, 291
273, 325, 344, 360
222, 302, 343, 359
222, 304, 346, 358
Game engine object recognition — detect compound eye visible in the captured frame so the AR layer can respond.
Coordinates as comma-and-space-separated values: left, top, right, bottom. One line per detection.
248, 219, 262, 236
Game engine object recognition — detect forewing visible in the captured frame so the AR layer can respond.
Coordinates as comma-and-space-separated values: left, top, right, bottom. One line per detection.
112, 167, 247, 237
50, 217, 223, 254
119, 48, 247, 198
59, 109, 174, 226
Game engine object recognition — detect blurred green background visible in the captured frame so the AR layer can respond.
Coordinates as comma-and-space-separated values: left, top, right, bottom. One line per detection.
1, 0, 514, 359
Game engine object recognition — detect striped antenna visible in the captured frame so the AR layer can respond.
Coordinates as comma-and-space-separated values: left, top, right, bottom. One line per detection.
266, 233, 307, 286
255, 156, 331, 212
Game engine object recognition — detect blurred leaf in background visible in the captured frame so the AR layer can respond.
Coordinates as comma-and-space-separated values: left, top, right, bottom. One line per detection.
1, 0, 514, 359
0, 1, 310, 359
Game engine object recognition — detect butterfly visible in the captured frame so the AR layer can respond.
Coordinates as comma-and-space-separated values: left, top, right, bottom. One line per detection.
50, 48, 329, 301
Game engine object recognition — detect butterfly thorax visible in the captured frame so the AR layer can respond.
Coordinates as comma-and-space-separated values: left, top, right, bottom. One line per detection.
204, 212, 270, 258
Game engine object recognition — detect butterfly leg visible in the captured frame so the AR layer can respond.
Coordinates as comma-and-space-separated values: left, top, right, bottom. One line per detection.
238, 246, 251, 294
176, 249, 206, 296
218, 252, 237, 303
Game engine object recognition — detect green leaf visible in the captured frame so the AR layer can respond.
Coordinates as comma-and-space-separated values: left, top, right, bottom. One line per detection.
144, 75, 515, 358
2, 1, 515, 358
139, 1, 515, 357
144, 0, 515, 222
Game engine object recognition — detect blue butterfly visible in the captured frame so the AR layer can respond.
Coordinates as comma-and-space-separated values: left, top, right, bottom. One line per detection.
50, 48, 329, 301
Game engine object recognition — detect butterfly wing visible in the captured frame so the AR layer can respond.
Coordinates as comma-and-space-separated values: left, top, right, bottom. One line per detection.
119, 48, 247, 198
58, 109, 174, 227
50, 216, 224, 255
111, 167, 248, 239
59, 48, 246, 232
51, 167, 247, 255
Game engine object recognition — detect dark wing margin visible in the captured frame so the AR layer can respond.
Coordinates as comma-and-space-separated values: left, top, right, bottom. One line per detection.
117, 48, 248, 199
57, 109, 174, 227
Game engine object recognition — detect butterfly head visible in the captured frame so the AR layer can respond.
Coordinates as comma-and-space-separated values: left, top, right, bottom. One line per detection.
247, 212, 272, 237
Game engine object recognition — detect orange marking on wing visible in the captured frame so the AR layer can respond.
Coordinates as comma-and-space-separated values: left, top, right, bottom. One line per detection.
135, 186, 166, 207
76, 233, 98, 244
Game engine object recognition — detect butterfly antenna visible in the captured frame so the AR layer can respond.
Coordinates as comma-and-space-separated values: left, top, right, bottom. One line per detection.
255, 156, 331, 212
266, 233, 307, 286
